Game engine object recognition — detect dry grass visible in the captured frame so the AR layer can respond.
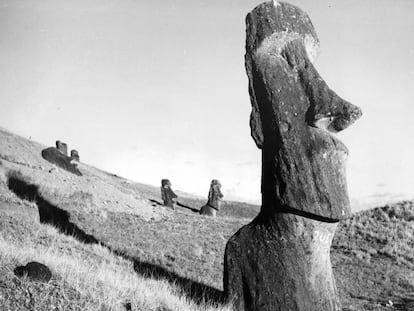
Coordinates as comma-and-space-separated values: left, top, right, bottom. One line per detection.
0, 220, 231, 311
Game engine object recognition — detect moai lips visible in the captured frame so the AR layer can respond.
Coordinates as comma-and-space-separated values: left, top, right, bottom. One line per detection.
246, 1, 362, 220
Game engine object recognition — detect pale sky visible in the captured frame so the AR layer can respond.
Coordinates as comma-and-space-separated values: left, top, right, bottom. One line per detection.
0, 0, 413, 210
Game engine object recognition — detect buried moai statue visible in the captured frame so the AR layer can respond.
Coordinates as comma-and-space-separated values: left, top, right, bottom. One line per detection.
56, 140, 68, 156
199, 179, 224, 217
161, 179, 178, 209
70, 150, 80, 162
223, 1, 362, 311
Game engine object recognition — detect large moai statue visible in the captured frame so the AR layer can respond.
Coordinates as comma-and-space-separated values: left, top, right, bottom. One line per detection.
199, 179, 224, 217
223, 2, 362, 311
55, 141, 68, 156
161, 179, 177, 209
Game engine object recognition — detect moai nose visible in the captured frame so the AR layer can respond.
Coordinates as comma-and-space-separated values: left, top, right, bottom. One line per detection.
306, 91, 363, 133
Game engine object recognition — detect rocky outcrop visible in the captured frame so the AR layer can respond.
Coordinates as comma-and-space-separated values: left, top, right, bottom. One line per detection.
200, 180, 224, 217
14, 261, 52, 282
41, 147, 82, 176
223, 1, 362, 310
161, 179, 177, 208
70, 150, 80, 162
56, 141, 68, 156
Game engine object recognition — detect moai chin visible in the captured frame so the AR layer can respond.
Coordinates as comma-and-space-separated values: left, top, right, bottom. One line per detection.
56, 141, 68, 156
161, 179, 177, 209
199, 179, 224, 217
223, 1, 362, 310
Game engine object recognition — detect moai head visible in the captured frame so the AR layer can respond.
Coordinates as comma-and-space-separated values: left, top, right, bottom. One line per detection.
161, 179, 171, 188
245, 1, 362, 220
56, 141, 68, 156
210, 179, 221, 190
209, 179, 223, 199
70, 150, 80, 162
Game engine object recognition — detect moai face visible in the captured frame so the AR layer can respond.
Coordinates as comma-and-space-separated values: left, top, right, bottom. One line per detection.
245, 1, 362, 220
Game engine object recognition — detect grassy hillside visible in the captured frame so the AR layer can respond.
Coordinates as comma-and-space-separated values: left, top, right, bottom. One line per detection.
0, 127, 413, 311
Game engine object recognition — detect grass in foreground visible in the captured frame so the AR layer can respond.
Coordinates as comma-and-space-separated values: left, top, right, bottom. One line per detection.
0, 215, 231, 311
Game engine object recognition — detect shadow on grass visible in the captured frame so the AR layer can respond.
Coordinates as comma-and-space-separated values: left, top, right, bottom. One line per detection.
149, 198, 200, 214
113, 249, 224, 305
7, 175, 98, 244
7, 174, 224, 306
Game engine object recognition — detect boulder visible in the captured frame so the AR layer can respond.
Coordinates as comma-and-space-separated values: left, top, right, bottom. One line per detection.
55, 140, 68, 156
42, 147, 82, 176
70, 150, 80, 162
223, 1, 362, 310
14, 261, 52, 282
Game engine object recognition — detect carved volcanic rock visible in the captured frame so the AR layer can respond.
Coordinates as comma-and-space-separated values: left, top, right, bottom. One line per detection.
56, 140, 68, 156
245, 1, 362, 220
42, 147, 82, 176
225, 213, 339, 311
223, 1, 362, 310
70, 149, 80, 162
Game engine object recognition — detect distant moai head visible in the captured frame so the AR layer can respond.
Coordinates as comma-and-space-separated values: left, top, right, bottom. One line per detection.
55, 141, 68, 156
70, 150, 80, 162
210, 179, 221, 189
245, 1, 362, 220
161, 179, 171, 188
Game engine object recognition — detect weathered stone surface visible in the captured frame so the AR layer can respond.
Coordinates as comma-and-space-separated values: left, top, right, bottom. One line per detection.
245, 0, 361, 220
42, 147, 82, 176
14, 261, 52, 282
200, 180, 224, 217
225, 213, 339, 311
70, 150, 80, 162
161, 179, 177, 208
223, 1, 362, 310
55, 140, 68, 156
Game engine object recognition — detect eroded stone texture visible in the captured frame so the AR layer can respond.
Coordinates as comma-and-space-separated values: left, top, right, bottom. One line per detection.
200, 179, 224, 217
42, 147, 82, 176
70, 150, 80, 162
56, 141, 68, 156
161, 179, 177, 208
245, 0, 361, 220
224, 1, 362, 310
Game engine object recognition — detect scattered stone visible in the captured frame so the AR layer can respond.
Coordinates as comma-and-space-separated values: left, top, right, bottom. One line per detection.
161, 179, 177, 209
70, 150, 80, 162
55, 140, 68, 156
124, 302, 132, 311
223, 2, 362, 311
14, 261, 52, 282
199, 180, 224, 217
42, 147, 82, 176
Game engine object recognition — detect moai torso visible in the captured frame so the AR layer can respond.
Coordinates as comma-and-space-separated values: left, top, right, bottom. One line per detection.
207, 180, 224, 210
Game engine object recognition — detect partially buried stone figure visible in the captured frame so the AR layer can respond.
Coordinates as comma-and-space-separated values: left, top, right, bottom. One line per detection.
199, 179, 224, 217
56, 140, 68, 156
161, 179, 177, 209
223, 1, 362, 311
70, 150, 80, 162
